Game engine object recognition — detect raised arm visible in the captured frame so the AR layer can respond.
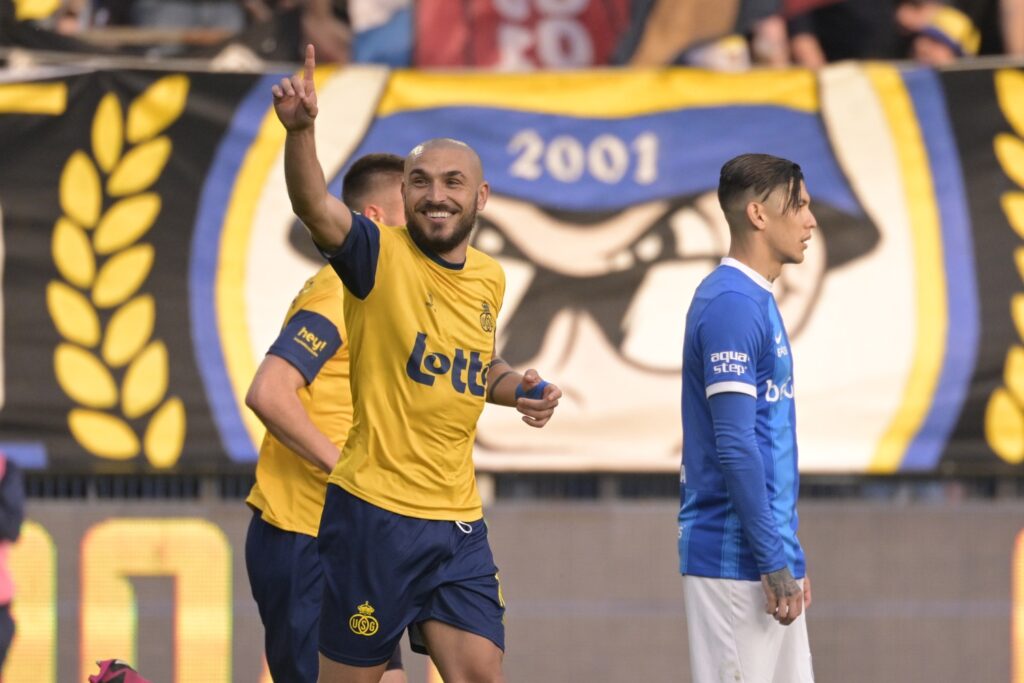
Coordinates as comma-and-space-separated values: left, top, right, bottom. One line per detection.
272, 44, 353, 252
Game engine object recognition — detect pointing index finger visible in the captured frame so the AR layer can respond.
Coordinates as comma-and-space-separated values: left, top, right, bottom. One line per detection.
304, 44, 316, 83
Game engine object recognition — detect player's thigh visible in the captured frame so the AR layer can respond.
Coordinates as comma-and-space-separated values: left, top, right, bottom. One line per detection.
772, 611, 814, 683
419, 620, 504, 683
380, 668, 408, 683
317, 486, 445, 667
246, 513, 323, 680
683, 576, 784, 683
246, 512, 322, 623
383, 642, 406, 681
415, 519, 505, 654
317, 654, 387, 683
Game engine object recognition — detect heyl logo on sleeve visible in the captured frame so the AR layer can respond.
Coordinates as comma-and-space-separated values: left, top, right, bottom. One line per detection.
709, 350, 749, 376
294, 326, 328, 357
405, 332, 486, 396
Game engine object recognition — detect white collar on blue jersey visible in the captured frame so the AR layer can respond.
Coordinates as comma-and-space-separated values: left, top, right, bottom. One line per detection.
720, 257, 772, 291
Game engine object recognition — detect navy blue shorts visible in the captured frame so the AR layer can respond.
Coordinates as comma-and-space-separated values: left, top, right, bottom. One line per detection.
317, 485, 505, 667
246, 511, 403, 681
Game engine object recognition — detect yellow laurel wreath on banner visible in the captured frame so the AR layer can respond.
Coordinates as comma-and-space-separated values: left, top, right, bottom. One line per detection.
47, 76, 190, 468
987, 69, 1024, 464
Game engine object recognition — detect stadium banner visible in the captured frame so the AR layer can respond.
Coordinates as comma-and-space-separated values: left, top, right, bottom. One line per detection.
1, 62, 1023, 475
3, 499, 1023, 682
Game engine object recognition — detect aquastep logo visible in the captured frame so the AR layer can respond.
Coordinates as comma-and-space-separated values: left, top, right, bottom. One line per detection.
405, 332, 486, 396
710, 350, 748, 376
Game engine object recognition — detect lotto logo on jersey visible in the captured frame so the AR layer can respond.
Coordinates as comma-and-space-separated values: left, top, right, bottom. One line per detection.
406, 332, 486, 396
709, 350, 749, 376
294, 326, 328, 357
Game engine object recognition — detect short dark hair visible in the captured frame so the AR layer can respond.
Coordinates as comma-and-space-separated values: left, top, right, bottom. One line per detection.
342, 153, 404, 209
718, 153, 804, 216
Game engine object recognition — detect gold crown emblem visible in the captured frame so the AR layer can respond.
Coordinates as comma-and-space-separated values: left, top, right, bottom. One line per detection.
349, 601, 380, 636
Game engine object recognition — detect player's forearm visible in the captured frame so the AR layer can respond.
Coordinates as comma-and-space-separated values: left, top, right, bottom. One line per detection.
486, 359, 521, 406
246, 388, 339, 473
284, 128, 349, 251
709, 393, 788, 574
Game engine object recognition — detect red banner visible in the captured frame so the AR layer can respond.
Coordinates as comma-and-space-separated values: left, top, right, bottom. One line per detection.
414, 0, 630, 69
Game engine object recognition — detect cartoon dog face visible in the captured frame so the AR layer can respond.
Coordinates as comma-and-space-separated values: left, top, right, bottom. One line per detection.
470, 190, 879, 461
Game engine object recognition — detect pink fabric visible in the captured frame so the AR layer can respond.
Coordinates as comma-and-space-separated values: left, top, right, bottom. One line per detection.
88, 659, 152, 683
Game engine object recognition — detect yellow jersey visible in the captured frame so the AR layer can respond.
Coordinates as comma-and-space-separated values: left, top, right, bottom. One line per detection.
246, 265, 353, 536
326, 213, 504, 520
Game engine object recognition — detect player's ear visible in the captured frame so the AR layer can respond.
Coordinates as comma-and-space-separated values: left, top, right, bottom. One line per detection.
476, 181, 490, 211
362, 204, 383, 222
746, 200, 767, 231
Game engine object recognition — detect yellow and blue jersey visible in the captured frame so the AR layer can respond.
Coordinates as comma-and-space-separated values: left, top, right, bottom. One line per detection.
246, 265, 353, 537
325, 212, 504, 521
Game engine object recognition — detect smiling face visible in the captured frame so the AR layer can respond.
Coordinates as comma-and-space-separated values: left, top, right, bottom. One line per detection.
763, 180, 817, 266
403, 140, 489, 258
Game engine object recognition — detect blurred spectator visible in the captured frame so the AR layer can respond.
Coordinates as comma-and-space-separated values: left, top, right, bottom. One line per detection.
909, 4, 981, 63
220, 0, 349, 63
614, 0, 745, 65
750, 12, 790, 66
611, 0, 792, 67
679, 34, 752, 71
300, 0, 350, 63
787, 0, 903, 67
897, 0, 1024, 56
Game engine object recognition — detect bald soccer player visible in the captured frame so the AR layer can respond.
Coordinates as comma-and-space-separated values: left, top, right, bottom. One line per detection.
272, 45, 564, 683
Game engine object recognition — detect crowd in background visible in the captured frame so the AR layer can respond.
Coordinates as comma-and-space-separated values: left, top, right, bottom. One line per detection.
0, 0, 1021, 70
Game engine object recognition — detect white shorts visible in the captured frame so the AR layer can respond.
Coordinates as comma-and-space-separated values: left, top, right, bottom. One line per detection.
682, 575, 814, 683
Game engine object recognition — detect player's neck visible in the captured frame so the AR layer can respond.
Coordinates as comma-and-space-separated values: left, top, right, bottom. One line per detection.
726, 244, 782, 283
436, 241, 469, 265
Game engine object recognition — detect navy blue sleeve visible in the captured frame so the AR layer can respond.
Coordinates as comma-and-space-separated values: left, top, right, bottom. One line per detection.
319, 211, 380, 299
708, 391, 788, 575
266, 310, 342, 384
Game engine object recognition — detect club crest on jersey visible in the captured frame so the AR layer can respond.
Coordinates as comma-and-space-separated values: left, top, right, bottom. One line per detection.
406, 332, 486, 396
480, 301, 495, 333
349, 601, 379, 637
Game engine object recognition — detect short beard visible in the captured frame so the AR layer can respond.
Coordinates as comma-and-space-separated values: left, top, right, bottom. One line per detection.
406, 204, 478, 257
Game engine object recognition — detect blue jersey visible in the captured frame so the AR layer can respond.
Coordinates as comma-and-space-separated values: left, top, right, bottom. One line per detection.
678, 258, 805, 581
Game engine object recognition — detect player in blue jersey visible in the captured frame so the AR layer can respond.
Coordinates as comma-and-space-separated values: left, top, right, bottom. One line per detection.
272, 46, 562, 683
679, 153, 816, 682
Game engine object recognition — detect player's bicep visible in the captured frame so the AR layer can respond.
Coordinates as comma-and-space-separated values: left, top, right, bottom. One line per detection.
322, 211, 381, 299
266, 309, 342, 384
253, 354, 307, 393
698, 293, 764, 399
